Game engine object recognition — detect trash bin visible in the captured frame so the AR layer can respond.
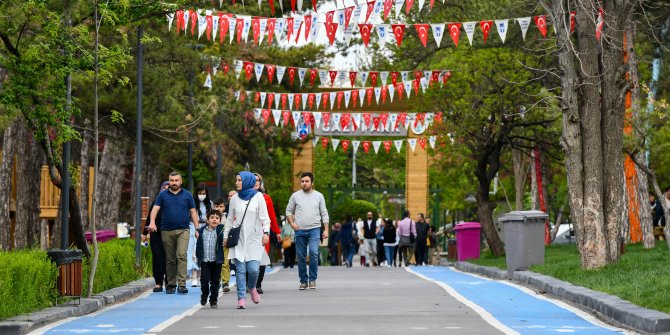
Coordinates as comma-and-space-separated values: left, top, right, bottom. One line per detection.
498, 210, 548, 278
447, 239, 458, 261
454, 222, 481, 261
46, 249, 83, 303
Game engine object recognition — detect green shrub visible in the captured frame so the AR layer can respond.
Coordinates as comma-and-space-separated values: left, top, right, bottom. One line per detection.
331, 199, 378, 223
82, 238, 152, 294
0, 249, 58, 320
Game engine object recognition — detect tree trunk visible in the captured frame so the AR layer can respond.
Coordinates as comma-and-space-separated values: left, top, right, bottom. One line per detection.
94, 135, 126, 231
15, 119, 41, 249
79, 120, 91, 233
474, 142, 505, 256
512, 148, 527, 210
0, 119, 18, 250
530, 150, 539, 210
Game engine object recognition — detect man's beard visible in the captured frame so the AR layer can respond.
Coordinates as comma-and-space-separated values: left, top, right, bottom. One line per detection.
170, 185, 180, 191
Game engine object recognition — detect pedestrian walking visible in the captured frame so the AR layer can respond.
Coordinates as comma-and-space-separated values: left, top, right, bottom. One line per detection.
414, 213, 430, 266
285, 172, 330, 290
148, 172, 200, 294
382, 219, 397, 267
281, 218, 296, 268
223, 172, 270, 309
196, 210, 224, 309
340, 215, 355, 267
362, 212, 378, 267
397, 210, 416, 267
213, 199, 231, 293
142, 181, 169, 292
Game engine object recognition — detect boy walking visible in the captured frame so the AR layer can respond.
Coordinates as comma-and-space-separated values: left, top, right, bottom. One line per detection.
213, 199, 231, 293
196, 210, 225, 308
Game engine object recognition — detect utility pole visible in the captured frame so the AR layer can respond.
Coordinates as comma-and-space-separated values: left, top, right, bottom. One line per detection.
60, 5, 72, 249
134, 26, 144, 267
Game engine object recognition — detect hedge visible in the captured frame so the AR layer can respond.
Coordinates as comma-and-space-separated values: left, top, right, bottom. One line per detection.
330, 199, 378, 223
0, 238, 152, 321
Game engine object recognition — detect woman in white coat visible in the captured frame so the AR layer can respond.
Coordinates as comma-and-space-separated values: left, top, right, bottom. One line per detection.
223, 171, 270, 309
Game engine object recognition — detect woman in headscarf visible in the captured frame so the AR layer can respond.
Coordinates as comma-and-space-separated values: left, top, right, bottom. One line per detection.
251, 173, 282, 294
142, 181, 169, 292
223, 171, 271, 309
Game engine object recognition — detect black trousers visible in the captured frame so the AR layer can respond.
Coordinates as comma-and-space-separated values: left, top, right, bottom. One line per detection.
415, 240, 428, 265
150, 231, 167, 286
376, 239, 385, 264
200, 262, 222, 303
283, 243, 296, 268
255, 265, 266, 288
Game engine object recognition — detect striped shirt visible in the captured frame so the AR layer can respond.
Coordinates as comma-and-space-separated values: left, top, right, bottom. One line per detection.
202, 227, 219, 262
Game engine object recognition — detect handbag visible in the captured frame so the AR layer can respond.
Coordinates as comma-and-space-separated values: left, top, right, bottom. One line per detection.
225, 200, 251, 248
282, 236, 292, 249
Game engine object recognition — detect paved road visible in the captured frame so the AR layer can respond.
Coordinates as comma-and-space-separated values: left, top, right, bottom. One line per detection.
30, 266, 634, 335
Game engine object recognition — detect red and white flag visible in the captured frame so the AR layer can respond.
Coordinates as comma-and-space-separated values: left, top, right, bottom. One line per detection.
325, 22, 338, 46
349, 72, 358, 87
391, 24, 406, 46
596, 8, 604, 40
480, 20, 493, 43
447, 23, 461, 46
534, 15, 547, 38
359, 24, 373, 47
415, 24, 430, 47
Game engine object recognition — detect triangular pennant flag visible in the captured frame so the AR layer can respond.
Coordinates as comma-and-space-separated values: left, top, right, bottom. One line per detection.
359, 24, 373, 47
325, 22, 338, 45
534, 15, 547, 38
341, 140, 350, 152
390, 72, 399, 86
286, 17, 295, 42
394, 140, 403, 153
243, 61, 254, 81
569, 11, 576, 34
276, 66, 286, 84
298, 68, 307, 86
365, 88, 373, 106
388, 84, 395, 102
331, 138, 340, 151
204, 73, 212, 88
234, 60, 244, 78
281, 94, 288, 109
286, 67, 295, 87
265, 65, 276, 84
316, 94, 322, 110
321, 137, 329, 149
308, 69, 317, 86
480, 20, 493, 43
336, 91, 345, 109
429, 135, 436, 149
344, 6, 355, 29
352, 113, 361, 128
205, 12, 213, 41
338, 71, 348, 86
381, 85, 388, 103
495, 19, 509, 43
251, 18, 261, 44
418, 0, 425, 11
351, 90, 359, 107
329, 71, 338, 87
596, 8, 603, 40
301, 93, 308, 110
383, 140, 392, 153
407, 138, 417, 152
517, 17, 531, 40
329, 92, 337, 110
272, 109, 281, 126
268, 93, 276, 109
253, 108, 262, 122
374, 87, 381, 105
218, 15, 229, 44
348, 72, 358, 87
360, 72, 369, 86
365, 1, 375, 22
418, 137, 427, 149
352, 140, 361, 154
405, 0, 414, 14
389, 113, 398, 130
404, 82, 412, 98
258, 19, 267, 45
260, 92, 267, 107
391, 24, 406, 46
362, 113, 372, 129
167, 12, 175, 31
340, 113, 350, 129
313, 112, 322, 128
321, 93, 329, 110
304, 15, 312, 39
282, 110, 291, 126
288, 94, 295, 110
325, 10, 336, 25
254, 63, 264, 82
447, 23, 461, 46
463, 22, 476, 45
291, 111, 301, 128
369, 72, 379, 86
372, 141, 381, 154
242, 16, 252, 43
343, 91, 351, 108
362, 141, 371, 153
197, 13, 207, 40
383, 0, 393, 20
401, 71, 409, 83
302, 111, 311, 127
376, 24, 389, 41
430, 24, 445, 47
394, 0, 403, 19
359, 89, 366, 107
415, 24, 430, 47
261, 109, 271, 125
379, 72, 389, 86
312, 135, 319, 147
267, 19, 276, 44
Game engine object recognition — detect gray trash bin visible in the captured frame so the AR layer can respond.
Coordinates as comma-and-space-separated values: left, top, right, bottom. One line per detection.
498, 210, 548, 278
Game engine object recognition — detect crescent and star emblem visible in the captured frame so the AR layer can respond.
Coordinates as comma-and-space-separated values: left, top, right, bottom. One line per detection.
451, 25, 459, 36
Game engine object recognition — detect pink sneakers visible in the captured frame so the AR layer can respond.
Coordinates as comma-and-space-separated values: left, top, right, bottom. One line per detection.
236, 298, 246, 309
250, 288, 261, 304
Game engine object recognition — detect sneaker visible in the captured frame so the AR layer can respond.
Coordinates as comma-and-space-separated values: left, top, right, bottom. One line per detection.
250, 288, 261, 304
191, 279, 199, 287
200, 297, 207, 306
236, 298, 246, 309
222, 283, 230, 293
177, 286, 189, 294
210, 302, 218, 309
256, 287, 264, 294
165, 286, 176, 294
230, 270, 236, 276
299, 282, 308, 290
308, 281, 316, 290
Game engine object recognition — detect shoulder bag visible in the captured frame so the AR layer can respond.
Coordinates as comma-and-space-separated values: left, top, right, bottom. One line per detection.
225, 200, 251, 248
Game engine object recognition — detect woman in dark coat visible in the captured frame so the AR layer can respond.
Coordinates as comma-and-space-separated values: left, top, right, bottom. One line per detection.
142, 181, 169, 292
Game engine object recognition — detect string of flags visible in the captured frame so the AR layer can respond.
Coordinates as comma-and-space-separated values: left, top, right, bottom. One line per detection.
167, 3, 556, 48
229, 74, 448, 108
311, 135, 440, 154
230, 59, 452, 87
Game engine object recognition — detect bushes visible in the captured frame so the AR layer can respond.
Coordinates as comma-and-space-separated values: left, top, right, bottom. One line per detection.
331, 199, 378, 223
0, 239, 152, 321
0, 249, 58, 320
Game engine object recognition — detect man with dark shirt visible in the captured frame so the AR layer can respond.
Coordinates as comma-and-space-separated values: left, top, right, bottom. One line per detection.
148, 172, 200, 294
362, 212, 378, 267
414, 213, 430, 266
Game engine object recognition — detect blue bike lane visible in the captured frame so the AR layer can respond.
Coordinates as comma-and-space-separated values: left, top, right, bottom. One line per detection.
409, 266, 632, 335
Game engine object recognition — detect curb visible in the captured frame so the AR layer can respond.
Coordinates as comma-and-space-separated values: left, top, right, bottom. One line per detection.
0, 278, 154, 335
452, 261, 670, 334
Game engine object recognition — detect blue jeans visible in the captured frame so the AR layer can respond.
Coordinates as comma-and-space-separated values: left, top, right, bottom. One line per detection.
234, 259, 260, 300
295, 228, 320, 283
384, 246, 395, 266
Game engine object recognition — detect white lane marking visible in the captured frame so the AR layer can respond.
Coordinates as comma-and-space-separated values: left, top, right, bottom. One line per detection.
202, 326, 221, 329
410, 326, 429, 330
95, 324, 114, 328
444, 326, 462, 329
237, 325, 256, 328
406, 267, 520, 335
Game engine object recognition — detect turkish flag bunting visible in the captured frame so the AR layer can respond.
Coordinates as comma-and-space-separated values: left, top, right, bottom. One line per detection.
596, 8, 603, 40
221, 61, 230, 75
480, 20, 493, 43
254, 92, 260, 103
391, 72, 399, 86
302, 112, 311, 126
413, 79, 420, 96
295, 94, 302, 110
341, 140, 350, 152
218, 14, 229, 44
287, 17, 295, 42
322, 112, 331, 126
370, 72, 379, 87
304, 15, 312, 39
341, 113, 351, 128
391, 24, 406, 46
405, 0, 414, 14
321, 93, 329, 110
266, 65, 276, 84
380, 113, 389, 128
365, 1, 375, 22
267, 93, 274, 109
266, 19, 276, 44
269, 0, 275, 14
290, 0, 297, 12
175, 10, 184, 32
349, 72, 357, 87
447, 23, 461, 47
383, 0, 393, 20
443, 71, 451, 85
359, 24, 373, 47
414, 71, 422, 81
534, 15, 547, 38
569, 11, 576, 33
415, 24, 430, 47
329, 70, 338, 87
325, 23, 338, 46
288, 67, 297, 86
282, 110, 291, 126
362, 141, 370, 153
431, 70, 440, 84
363, 113, 371, 128
337, 91, 344, 109
189, 10, 197, 36
281, 94, 288, 109
262, 109, 271, 124
206, 15, 213, 41
305, 94, 314, 109
325, 11, 335, 25
396, 83, 404, 100
366, 88, 374, 106
373, 117, 381, 130
236, 18, 244, 44
243, 62, 254, 81
381, 86, 388, 103
321, 137, 329, 149
418, 137, 427, 149
352, 90, 359, 107
430, 0, 434, 10
435, 111, 443, 123
311, 0, 317, 10
252, 18, 261, 44
344, 7, 355, 29
383, 140, 392, 153
309, 69, 318, 86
